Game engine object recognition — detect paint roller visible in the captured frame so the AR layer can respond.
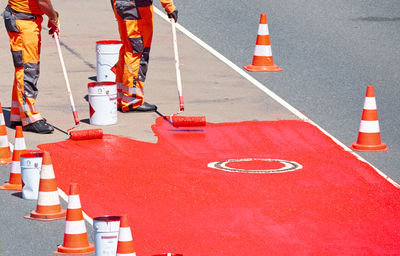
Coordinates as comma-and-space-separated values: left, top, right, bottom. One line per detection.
69, 129, 103, 140
54, 33, 104, 140
168, 18, 206, 128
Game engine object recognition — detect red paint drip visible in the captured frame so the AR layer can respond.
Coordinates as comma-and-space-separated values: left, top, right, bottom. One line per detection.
38, 117, 400, 255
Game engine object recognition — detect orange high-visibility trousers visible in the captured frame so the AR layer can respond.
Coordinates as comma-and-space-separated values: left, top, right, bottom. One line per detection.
3, 6, 44, 125
112, 1, 154, 111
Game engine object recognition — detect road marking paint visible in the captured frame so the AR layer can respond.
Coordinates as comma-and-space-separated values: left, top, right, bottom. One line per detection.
153, 7, 399, 188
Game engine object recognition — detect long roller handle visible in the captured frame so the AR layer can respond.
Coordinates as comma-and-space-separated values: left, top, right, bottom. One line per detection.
171, 19, 184, 111
54, 33, 80, 125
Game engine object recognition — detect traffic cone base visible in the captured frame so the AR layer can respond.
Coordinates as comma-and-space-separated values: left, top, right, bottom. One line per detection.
243, 63, 282, 72
54, 243, 95, 255
351, 141, 387, 151
0, 182, 22, 191
25, 209, 66, 221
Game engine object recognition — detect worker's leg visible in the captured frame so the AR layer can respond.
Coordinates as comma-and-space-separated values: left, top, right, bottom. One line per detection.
113, 1, 155, 112
8, 18, 44, 126
4, 9, 53, 133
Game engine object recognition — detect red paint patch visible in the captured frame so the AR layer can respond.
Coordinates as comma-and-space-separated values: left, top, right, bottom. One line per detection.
38, 117, 400, 255
225, 159, 285, 170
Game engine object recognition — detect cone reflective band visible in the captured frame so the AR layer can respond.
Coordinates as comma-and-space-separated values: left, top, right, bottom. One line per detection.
116, 214, 136, 256
243, 13, 282, 72
352, 85, 387, 151
0, 126, 26, 190
0, 102, 12, 164
25, 151, 66, 221
54, 183, 94, 254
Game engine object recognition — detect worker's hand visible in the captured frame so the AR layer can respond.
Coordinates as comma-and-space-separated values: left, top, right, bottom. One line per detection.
47, 11, 60, 37
168, 9, 178, 23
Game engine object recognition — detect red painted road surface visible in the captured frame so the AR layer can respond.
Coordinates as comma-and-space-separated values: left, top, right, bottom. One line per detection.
39, 117, 400, 255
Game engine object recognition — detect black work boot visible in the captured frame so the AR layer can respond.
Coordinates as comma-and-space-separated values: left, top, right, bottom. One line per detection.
132, 102, 157, 112
23, 119, 54, 134
10, 121, 23, 128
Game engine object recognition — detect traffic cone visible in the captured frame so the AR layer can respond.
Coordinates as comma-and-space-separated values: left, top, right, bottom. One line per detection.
351, 85, 388, 151
116, 214, 136, 256
0, 126, 26, 190
25, 151, 66, 221
243, 13, 282, 72
0, 102, 12, 165
54, 183, 94, 255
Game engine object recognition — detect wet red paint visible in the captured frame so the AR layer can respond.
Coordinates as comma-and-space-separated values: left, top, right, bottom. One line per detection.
38, 117, 400, 255
224, 159, 285, 171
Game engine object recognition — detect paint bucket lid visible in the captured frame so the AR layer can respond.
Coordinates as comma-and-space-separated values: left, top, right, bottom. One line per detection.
88, 81, 116, 88
94, 215, 121, 222
96, 40, 122, 45
20, 150, 44, 159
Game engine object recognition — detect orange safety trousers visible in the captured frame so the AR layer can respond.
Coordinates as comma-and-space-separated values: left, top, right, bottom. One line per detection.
112, 0, 154, 111
4, 7, 43, 125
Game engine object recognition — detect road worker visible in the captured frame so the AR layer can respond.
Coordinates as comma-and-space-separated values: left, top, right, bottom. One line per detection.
111, 0, 178, 112
3, 0, 59, 133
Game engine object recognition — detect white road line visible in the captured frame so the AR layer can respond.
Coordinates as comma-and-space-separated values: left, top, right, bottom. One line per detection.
154, 7, 400, 189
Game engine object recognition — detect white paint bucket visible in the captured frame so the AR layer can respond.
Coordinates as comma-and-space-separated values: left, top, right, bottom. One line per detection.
88, 82, 118, 126
20, 150, 43, 200
93, 215, 121, 256
96, 40, 122, 82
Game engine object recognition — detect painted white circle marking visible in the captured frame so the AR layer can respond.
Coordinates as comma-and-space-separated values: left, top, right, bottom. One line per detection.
208, 158, 302, 173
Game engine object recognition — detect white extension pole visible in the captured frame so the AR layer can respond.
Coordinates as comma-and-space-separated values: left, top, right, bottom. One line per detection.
171, 18, 184, 111
54, 33, 80, 125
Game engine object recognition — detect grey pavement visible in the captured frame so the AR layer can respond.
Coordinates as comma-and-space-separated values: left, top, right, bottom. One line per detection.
0, 0, 297, 255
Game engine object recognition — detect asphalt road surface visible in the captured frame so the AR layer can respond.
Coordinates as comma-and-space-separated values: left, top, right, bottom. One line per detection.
154, 0, 400, 182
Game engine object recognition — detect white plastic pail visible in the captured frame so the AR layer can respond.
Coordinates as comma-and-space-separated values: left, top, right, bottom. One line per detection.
20, 150, 43, 200
88, 82, 118, 126
93, 215, 121, 256
96, 40, 122, 82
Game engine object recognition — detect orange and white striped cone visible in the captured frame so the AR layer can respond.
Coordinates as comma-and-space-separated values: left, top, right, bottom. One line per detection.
116, 214, 136, 256
0, 126, 26, 190
243, 13, 282, 72
25, 151, 66, 221
351, 85, 388, 151
0, 102, 12, 165
54, 183, 94, 255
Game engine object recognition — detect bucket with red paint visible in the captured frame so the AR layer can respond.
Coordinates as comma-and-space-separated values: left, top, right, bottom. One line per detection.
93, 215, 121, 256
96, 40, 122, 82
20, 150, 43, 200
88, 82, 118, 126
